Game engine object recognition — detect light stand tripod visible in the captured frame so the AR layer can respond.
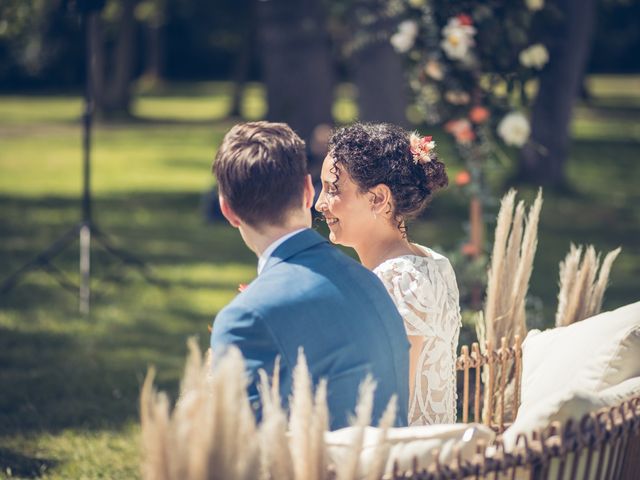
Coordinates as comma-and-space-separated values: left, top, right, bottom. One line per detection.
1, 5, 163, 314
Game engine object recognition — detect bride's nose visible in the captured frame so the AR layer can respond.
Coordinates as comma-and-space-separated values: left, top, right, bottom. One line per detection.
315, 189, 327, 213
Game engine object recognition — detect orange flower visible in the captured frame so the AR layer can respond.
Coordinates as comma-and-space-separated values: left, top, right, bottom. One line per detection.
444, 119, 476, 145
469, 106, 490, 124
455, 170, 472, 186
461, 242, 480, 257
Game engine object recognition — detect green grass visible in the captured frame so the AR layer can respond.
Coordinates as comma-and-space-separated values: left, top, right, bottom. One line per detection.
1, 77, 639, 479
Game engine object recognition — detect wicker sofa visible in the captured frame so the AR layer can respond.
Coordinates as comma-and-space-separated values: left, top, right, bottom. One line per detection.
399, 303, 640, 479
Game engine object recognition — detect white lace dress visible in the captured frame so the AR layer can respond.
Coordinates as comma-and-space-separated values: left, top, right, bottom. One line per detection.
374, 245, 462, 426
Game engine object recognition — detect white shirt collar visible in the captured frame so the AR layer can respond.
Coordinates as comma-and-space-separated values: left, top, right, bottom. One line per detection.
257, 228, 306, 275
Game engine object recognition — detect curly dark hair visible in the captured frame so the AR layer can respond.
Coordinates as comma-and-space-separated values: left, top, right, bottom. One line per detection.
328, 122, 448, 232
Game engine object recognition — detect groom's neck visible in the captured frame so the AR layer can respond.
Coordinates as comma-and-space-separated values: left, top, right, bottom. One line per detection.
241, 214, 310, 257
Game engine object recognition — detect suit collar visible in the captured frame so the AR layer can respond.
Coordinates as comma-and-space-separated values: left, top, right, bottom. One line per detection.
261, 228, 327, 274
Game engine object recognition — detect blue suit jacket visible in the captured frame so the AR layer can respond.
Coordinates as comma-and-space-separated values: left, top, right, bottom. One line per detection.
211, 228, 409, 430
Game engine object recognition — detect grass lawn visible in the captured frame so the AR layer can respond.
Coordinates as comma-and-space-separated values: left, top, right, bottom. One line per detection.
0, 77, 639, 479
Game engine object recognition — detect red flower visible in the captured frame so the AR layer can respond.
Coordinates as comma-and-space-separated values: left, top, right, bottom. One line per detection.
455, 170, 472, 186
457, 14, 473, 26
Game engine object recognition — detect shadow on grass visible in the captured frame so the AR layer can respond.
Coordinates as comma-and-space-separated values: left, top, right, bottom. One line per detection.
0, 448, 57, 478
0, 191, 255, 278
0, 326, 165, 436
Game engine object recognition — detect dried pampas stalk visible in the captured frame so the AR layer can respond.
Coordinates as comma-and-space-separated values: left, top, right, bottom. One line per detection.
482, 189, 516, 344
555, 245, 621, 327
479, 189, 542, 425
309, 379, 329, 480
366, 395, 397, 480
590, 247, 621, 314
140, 367, 171, 480
140, 341, 260, 480
289, 348, 314, 480
258, 360, 294, 480
142, 344, 411, 480
336, 375, 376, 480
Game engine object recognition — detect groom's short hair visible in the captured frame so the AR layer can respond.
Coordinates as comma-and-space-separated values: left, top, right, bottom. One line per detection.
214, 121, 308, 227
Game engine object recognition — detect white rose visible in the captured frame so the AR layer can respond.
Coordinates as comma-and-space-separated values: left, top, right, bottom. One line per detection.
498, 112, 531, 147
441, 17, 476, 61
391, 20, 418, 53
526, 0, 544, 11
519, 43, 549, 69
398, 20, 418, 38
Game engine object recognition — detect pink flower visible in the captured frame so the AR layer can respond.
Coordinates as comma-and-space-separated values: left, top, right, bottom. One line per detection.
444, 119, 476, 145
409, 133, 436, 164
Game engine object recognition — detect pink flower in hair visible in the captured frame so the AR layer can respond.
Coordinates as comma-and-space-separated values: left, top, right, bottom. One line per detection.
409, 133, 436, 164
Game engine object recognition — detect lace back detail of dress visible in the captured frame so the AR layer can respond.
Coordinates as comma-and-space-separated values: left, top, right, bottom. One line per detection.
374, 248, 462, 426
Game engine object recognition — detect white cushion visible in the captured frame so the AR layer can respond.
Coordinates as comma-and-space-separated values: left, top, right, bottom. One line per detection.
502, 376, 640, 450
325, 423, 494, 478
519, 302, 640, 415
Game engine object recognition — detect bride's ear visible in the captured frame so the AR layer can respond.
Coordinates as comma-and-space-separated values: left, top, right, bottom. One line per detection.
369, 184, 392, 216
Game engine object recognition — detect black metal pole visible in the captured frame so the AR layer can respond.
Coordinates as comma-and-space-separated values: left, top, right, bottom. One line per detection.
82, 12, 93, 226
79, 10, 95, 314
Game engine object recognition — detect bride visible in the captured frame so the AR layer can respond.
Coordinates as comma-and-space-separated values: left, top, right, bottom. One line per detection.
314, 122, 461, 425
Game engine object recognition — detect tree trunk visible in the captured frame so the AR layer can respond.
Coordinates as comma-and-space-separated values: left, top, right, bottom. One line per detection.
255, 0, 334, 175
351, 20, 408, 127
352, 42, 408, 126
228, 12, 254, 119
517, 0, 597, 188
143, 20, 164, 83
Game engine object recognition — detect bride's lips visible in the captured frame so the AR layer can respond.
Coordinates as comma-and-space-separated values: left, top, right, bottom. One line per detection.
323, 216, 339, 227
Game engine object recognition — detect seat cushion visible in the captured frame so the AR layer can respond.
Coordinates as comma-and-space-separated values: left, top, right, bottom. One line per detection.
502, 376, 640, 450
325, 423, 494, 478
519, 302, 640, 415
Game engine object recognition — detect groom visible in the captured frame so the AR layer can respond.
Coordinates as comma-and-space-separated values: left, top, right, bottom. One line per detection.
211, 121, 409, 429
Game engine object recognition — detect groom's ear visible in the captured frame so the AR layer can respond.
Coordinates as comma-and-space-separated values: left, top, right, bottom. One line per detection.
219, 195, 242, 228
369, 184, 392, 215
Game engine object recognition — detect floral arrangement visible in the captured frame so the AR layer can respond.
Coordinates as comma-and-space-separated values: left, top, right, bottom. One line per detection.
390, 1, 553, 155
386, 0, 556, 310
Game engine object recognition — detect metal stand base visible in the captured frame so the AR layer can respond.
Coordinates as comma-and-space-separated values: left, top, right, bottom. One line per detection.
0, 220, 164, 313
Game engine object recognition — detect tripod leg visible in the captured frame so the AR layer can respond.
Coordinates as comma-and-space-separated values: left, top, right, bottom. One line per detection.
42, 262, 81, 294
91, 225, 168, 287
0, 224, 81, 294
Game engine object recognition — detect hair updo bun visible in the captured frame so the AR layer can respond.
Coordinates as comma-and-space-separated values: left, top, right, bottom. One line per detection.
328, 122, 448, 225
